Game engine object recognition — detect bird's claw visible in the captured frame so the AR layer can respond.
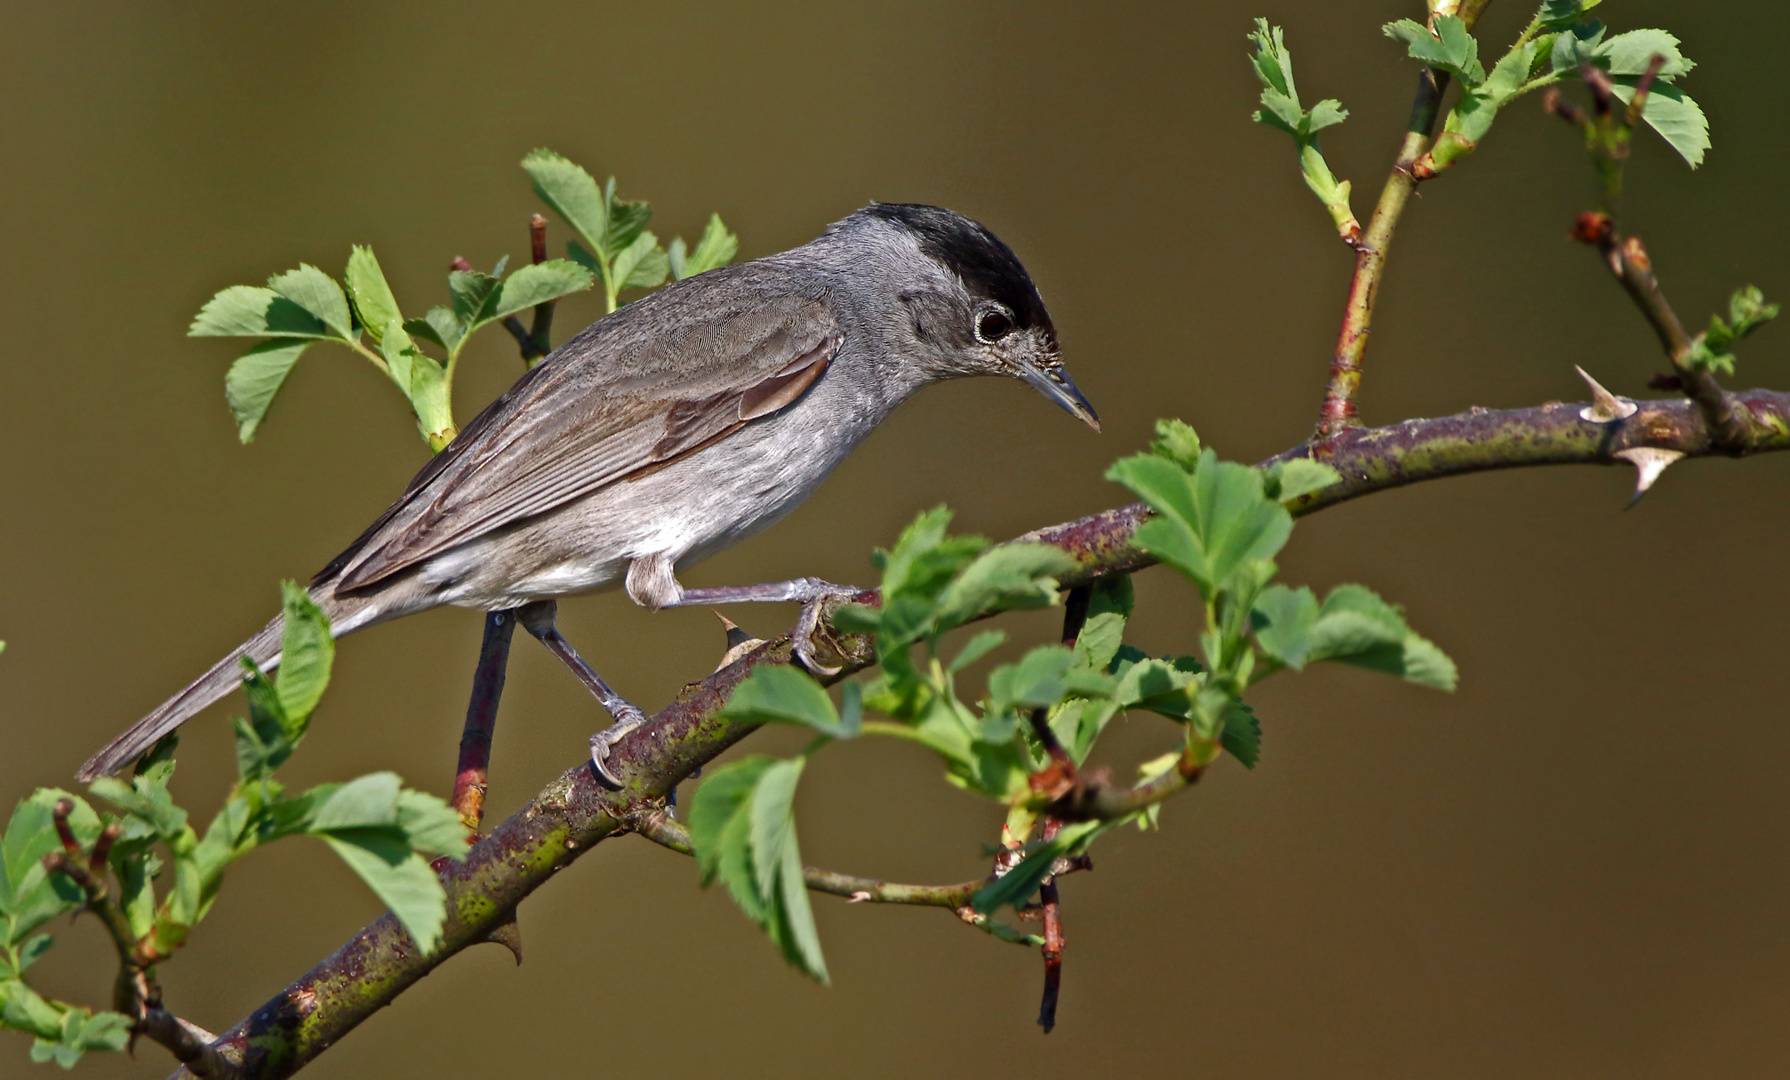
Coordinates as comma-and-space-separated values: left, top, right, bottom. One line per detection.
588, 705, 647, 789
792, 580, 859, 677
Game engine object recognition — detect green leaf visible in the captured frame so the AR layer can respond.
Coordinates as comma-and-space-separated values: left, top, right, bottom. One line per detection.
274, 582, 332, 729
721, 665, 846, 736
609, 231, 669, 294
309, 772, 401, 831
1609, 80, 1709, 169
1109, 450, 1293, 594
522, 149, 608, 253
267, 264, 353, 339
224, 338, 312, 443
189, 285, 330, 338
687, 757, 827, 981
344, 246, 401, 345
1538, 0, 1601, 30
319, 832, 449, 952
987, 646, 1076, 711
1252, 584, 1320, 668
488, 259, 595, 321
971, 820, 1105, 913
1384, 15, 1485, 86
669, 214, 739, 280
1306, 584, 1458, 690
603, 182, 653, 255
1597, 28, 1694, 79
404, 307, 462, 354
394, 789, 469, 859
3, 979, 64, 1038
2, 790, 101, 915
933, 543, 1077, 634
10, 934, 53, 976
1222, 701, 1262, 769
382, 320, 453, 443
949, 629, 1008, 673
88, 775, 186, 840
448, 268, 501, 329
1262, 458, 1341, 503
688, 757, 774, 888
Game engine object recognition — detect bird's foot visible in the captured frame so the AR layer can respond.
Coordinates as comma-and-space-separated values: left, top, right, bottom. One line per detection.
588, 702, 648, 789
789, 579, 861, 677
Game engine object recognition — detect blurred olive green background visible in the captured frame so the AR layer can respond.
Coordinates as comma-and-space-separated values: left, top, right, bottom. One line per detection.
4, 1, 1789, 1076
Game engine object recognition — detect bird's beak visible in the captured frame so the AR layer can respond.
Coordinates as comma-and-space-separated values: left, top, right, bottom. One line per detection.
1016, 358, 1101, 432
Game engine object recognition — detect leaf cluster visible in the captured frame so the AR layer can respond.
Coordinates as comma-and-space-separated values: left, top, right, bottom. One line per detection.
522, 149, 738, 314
1246, 19, 1359, 241
1686, 285, 1779, 375
691, 424, 1456, 973
0, 587, 467, 1069
1380, 5, 1708, 173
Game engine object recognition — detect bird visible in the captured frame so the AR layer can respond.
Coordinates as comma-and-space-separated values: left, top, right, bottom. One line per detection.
78, 203, 1099, 785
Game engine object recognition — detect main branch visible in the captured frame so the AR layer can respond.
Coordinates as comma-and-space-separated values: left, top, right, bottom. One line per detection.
171, 387, 1790, 1079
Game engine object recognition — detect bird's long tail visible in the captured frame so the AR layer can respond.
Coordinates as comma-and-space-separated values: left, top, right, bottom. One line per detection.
76, 587, 374, 782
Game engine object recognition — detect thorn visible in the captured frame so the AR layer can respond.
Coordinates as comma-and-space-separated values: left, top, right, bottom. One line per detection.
1615, 446, 1685, 505
713, 612, 764, 672
475, 908, 523, 964
1576, 366, 1638, 422
848, 891, 872, 903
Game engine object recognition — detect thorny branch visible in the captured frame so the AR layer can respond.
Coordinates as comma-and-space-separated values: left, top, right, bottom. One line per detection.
165, 386, 1790, 1079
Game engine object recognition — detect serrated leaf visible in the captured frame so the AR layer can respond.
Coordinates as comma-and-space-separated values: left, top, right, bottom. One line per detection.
687, 757, 773, 887
224, 338, 312, 443
274, 582, 332, 729
669, 214, 739, 280
604, 185, 653, 255
988, 646, 1076, 711
1306, 584, 1457, 690
1263, 458, 1340, 503
748, 758, 804, 903
1222, 701, 1262, 768
404, 307, 462, 354
344, 246, 401, 345
933, 543, 1076, 634
522, 149, 608, 254
87, 775, 186, 839
189, 285, 331, 338
448, 268, 501, 328
1610, 80, 1709, 169
721, 665, 846, 736
1252, 584, 1320, 668
1538, 0, 1601, 30
1109, 450, 1292, 594
1384, 15, 1485, 86
609, 231, 669, 294
1597, 28, 1693, 79
267, 264, 353, 339
309, 772, 400, 831
1552, 21, 1607, 73
383, 319, 453, 443
320, 832, 449, 951
2, 790, 101, 914
487, 259, 594, 321
5, 980, 66, 1039
394, 789, 469, 859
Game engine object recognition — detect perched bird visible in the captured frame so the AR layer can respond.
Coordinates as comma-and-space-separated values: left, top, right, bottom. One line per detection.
78, 203, 1099, 785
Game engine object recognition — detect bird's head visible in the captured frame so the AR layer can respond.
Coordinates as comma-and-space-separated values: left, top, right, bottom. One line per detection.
849, 203, 1099, 431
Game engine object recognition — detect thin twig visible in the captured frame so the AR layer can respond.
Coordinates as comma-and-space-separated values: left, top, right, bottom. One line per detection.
450, 611, 516, 833
630, 808, 985, 908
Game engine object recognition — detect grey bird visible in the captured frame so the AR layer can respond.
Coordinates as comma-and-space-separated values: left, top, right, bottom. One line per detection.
78, 203, 1099, 784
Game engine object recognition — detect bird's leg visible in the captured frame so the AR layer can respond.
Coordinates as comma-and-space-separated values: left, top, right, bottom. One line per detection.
452, 609, 517, 833
626, 556, 859, 677
517, 599, 646, 789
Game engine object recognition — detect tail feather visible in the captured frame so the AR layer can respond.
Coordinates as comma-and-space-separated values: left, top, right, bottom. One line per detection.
76, 588, 373, 782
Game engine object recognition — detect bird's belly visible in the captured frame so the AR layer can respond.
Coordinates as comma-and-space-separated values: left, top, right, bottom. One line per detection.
417, 405, 864, 611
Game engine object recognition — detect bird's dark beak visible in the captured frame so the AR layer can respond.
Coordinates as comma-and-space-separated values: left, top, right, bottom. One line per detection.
1016, 358, 1101, 432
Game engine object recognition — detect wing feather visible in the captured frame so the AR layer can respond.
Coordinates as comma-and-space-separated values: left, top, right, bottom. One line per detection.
329, 268, 841, 593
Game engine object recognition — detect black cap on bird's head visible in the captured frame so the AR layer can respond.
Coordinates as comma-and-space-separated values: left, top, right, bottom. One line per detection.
859, 202, 1098, 431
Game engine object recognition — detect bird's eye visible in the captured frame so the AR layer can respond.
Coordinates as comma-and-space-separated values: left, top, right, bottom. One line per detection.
975, 308, 1015, 344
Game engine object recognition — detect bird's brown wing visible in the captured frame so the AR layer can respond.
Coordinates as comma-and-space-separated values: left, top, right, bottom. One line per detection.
328, 273, 841, 594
